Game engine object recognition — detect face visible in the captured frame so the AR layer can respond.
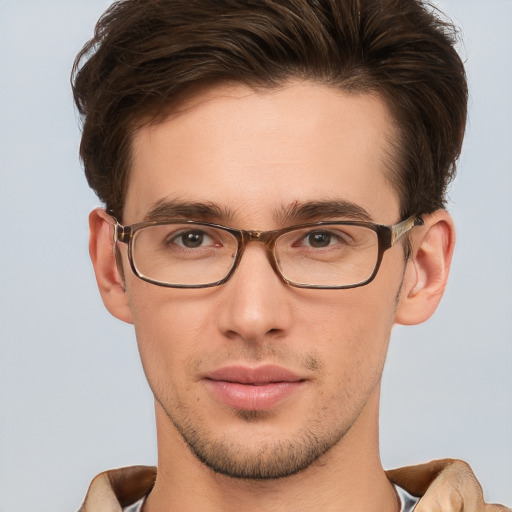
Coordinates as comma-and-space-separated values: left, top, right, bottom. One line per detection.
118, 81, 407, 479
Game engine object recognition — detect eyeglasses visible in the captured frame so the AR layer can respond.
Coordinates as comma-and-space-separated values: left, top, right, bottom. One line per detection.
109, 213, 423, 289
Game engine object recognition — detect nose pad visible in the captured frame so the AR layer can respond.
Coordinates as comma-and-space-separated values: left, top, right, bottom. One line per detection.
217, 244, 291, 343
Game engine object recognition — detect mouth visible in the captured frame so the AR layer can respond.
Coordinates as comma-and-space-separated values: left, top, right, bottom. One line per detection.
203, 365, 306, 411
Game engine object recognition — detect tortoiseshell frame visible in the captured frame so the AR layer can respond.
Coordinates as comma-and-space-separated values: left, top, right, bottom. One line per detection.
109, 213, 424, 289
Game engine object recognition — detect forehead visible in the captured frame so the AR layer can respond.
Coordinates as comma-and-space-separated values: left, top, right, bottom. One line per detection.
125, 81, 400, 226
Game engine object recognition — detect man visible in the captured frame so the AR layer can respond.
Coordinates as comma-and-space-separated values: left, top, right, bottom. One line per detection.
72, 0, 510, 511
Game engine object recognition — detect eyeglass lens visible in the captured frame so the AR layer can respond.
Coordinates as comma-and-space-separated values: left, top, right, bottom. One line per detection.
130, 223, 380, 288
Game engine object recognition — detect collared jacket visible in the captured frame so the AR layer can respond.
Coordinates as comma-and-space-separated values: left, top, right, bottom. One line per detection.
80, 466, 156, 512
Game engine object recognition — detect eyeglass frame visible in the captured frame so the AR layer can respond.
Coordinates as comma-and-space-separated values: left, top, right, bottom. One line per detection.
106, 212, 424, 290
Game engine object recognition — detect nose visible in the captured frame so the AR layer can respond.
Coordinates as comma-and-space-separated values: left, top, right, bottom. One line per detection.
216, 243, 292, 344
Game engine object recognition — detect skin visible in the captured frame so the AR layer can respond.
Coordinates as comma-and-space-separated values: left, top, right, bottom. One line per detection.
89, 81, 455, 512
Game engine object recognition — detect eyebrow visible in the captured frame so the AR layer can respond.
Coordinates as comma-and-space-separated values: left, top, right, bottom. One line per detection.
275, 200, 373, 224
144, 199, 234, 223
143, 198, 372, 224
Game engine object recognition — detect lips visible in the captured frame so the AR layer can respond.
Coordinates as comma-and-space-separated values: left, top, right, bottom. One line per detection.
203, 365, 306, 411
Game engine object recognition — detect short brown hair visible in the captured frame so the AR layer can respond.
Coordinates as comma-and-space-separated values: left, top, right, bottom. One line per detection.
72, 0, 467, 221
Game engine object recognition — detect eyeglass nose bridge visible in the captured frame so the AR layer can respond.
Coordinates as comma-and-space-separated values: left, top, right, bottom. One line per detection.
226, 228, 287, 285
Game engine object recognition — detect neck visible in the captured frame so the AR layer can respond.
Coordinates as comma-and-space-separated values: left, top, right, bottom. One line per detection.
144, 390, 398, 512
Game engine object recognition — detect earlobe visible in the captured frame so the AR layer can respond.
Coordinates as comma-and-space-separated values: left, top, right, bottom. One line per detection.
394, 210, 455, 326
89, 208, 133, 324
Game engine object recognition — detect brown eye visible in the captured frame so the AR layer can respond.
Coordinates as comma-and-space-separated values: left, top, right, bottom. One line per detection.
180, 231, 205, 248
307, 232, 332, 248
163, 229, 216, 249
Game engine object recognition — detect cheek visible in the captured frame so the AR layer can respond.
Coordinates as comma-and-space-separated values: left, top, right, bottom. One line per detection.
127, 286, 215, 386
307, 283, 398, 388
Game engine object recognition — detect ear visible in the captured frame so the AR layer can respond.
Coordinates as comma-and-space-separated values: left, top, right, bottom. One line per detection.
394, 210, 455, 326
89, 208, 133, 324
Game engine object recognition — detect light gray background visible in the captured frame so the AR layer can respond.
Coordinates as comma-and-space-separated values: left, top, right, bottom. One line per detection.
0, 1, 510, 510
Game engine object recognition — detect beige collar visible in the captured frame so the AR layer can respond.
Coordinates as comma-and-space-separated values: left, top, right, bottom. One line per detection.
79, 465, 156, 512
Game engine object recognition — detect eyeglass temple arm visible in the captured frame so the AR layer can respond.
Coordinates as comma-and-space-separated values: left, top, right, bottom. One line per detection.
111, 222, 132, 244
390, 215, 424, 245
